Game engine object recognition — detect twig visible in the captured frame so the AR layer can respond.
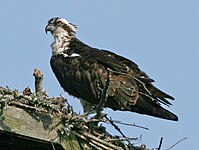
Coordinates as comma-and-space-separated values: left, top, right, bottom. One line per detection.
166, 137, 188, 150
9, 101, 48, 113
109, 137, 138, 142
33, 68, 44, 95
157, 137, 163, 150
111, 120, 149, 130
71, 131, 87, 140
96, 68, 110, 116
89, 141, 103, 150
0, 92, 32, 105
0, 86, 13, 95
81, 131, 123, 150
90, 139, 115, 150
105, 116, 132, 146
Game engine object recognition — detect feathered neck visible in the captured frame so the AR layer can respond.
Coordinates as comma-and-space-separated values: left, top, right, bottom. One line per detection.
51, 31, 76, 56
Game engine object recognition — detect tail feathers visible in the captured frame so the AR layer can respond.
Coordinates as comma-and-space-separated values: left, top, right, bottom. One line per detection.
132, 95, 178, 121
146, 84, 175, 106
147, 84, 174, 100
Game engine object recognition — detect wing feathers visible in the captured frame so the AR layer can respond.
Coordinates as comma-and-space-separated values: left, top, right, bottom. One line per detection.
51, 38, 177, 121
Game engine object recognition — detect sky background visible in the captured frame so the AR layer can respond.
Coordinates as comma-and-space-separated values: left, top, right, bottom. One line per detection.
1, 1, 198, 149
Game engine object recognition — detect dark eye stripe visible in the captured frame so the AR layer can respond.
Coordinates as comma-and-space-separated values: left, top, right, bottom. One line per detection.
56, 21, 63, 25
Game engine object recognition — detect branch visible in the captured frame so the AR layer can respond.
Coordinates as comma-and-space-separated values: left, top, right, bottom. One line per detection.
96, 68, 110, 116
157, 137, 163, 150
166, 137, 188, 150
111, 119, 149, 130
109, 137, 138, 142
105, 116, 132, 146
33, 68, 44, 95
81, 131, 123, 150
9, 101, 48, 113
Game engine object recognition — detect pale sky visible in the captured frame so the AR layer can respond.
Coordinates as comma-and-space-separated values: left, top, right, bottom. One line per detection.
1, 1, 199, 149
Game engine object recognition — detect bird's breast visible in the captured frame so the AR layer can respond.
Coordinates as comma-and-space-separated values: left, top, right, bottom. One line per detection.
50, 55, 105, 103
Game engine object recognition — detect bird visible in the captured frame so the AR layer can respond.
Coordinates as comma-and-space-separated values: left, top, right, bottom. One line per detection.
45, 17, 178, 121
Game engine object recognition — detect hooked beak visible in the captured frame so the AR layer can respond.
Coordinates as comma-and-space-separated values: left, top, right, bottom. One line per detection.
45, 24, 53, 34
45, 25, 49, 34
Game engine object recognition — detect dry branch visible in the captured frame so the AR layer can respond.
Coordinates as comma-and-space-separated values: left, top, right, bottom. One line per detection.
111, 120, 149, 130
105, 116, 132, 146
33, 68, 44, 95
157, 137, 163, 150
96, 68, 110, 116
166, 137, 188, 150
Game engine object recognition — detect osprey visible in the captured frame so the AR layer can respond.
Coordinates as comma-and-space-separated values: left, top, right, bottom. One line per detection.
45, 17, 178, 121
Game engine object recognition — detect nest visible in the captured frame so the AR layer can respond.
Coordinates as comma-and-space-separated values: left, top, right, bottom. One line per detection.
0, 85, 146, 150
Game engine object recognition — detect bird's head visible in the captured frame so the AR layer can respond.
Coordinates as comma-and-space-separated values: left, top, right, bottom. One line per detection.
45, 17, 77, 38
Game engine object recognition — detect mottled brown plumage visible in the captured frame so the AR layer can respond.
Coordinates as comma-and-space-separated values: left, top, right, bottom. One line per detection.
46, 17, 178, 121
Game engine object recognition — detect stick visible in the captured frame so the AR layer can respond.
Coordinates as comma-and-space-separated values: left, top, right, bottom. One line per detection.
90, 139, 114, 150
157, 137, 163, 150
81, 131, 123, 150
89, 142, 103, 150
166, 137, 188, 150
96, 68, 110, 115
9, 101, 48, 113
33, 68, 44, 95
105, 116, 132, 145
109, 137, 138, 142
111, 120, 149, 130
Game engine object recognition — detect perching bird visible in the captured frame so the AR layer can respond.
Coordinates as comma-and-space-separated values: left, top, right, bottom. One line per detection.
45, 17, 178, 121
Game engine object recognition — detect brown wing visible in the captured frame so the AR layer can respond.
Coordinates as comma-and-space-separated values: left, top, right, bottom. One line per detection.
104, 72, 178, 121
51, 39, 178, 121
97, 50, 175, 104
90, 50, 178, 121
